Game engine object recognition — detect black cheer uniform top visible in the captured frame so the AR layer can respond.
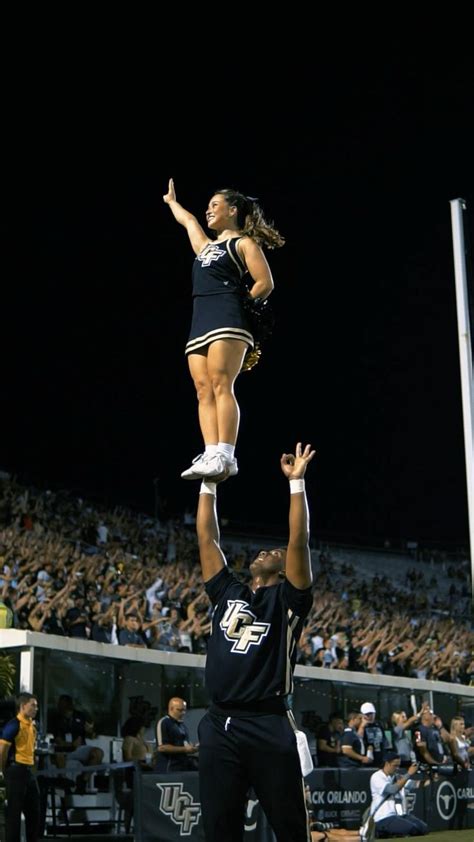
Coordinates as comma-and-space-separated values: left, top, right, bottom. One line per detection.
204, 566, 312, 707
192, 238, 247, 296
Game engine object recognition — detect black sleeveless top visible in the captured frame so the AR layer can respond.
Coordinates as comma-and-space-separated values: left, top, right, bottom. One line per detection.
192, 238, 248, 296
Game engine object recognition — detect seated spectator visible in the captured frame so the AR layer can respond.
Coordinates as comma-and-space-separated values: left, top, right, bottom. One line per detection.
121, 716, 154, 788
48, 694, 103, 774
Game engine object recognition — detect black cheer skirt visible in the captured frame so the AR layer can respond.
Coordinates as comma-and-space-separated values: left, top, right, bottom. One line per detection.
185, 293, 254, 355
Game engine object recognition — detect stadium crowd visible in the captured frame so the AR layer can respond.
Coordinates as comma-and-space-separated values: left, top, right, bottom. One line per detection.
0, 475, 472, 684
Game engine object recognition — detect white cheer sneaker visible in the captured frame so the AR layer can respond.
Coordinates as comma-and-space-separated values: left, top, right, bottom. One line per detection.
181, 453, 238, 480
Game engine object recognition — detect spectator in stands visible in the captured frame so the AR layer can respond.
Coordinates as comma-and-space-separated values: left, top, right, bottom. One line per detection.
155, 698, 198, 772
296, 637, 316, 665
414, 707, 450, 768
391, 702, 430, 766
189, 603, 212, 654
0, 596, 13, 627
360, 702, 389, 767
447, 715, 473, 769
317, 712, 344, 767
145, 575, 166, 615
339, 711, 371, 768
91, 604, 118, 644
65, 593, 90, 639
148, 609, 180, 652
118, 612, 146, 648
96, 520, 108, 545
2, 472, 474, 681
365, 751, 427, 838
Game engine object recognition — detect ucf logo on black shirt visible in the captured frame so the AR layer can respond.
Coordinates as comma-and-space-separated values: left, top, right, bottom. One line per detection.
220, 600, 270, 654
197, 244, 226, 267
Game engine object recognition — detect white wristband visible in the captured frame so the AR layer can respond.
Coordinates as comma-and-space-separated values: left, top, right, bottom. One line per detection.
200, 481, 217, 496
289, 479, 305, 494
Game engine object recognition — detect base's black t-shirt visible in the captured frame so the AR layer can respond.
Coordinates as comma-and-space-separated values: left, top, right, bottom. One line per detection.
205, 566, 312, 705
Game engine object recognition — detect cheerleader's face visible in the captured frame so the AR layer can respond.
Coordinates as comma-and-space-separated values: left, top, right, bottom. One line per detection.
205, 194, 237, 231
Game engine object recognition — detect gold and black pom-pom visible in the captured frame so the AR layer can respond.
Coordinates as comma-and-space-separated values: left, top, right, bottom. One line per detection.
241, 294, 275, 373
242, 344, 262, 372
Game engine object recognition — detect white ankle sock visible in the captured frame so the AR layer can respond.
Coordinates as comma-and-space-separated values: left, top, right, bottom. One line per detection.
205, 444, 218, 457
217, 442, 235, 461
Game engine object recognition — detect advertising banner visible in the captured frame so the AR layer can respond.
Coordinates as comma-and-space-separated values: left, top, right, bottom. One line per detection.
135, 768, 474, 840
135, 773, 274, 842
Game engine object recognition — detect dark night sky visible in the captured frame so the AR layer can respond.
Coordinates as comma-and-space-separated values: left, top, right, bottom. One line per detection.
2, 41, 474, 549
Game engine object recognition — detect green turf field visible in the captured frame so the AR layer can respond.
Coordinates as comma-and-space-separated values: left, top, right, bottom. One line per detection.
381, 832, 473, 841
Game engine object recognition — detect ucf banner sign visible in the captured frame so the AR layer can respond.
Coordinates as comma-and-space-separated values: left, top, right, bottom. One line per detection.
138, 774, 204, 840
135, 769, 474, 840
135, 773, 275, 842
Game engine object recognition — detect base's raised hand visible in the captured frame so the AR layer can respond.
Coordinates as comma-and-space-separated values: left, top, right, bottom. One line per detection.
280, 442, 316, 479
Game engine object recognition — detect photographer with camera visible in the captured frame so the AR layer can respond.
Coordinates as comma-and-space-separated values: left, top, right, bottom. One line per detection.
362, 751, 428, 839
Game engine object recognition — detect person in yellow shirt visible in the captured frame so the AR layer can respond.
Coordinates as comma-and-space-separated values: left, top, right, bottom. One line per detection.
0, 598, 13, 628
0, 692, 40, 842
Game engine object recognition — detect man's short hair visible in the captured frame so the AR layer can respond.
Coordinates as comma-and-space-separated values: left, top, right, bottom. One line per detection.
347, 710, 361, 722
16, 692, 37, 711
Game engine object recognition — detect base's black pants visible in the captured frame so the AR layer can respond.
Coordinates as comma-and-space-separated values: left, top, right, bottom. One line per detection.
198, 710, 310, 842
5, 763, 41, 842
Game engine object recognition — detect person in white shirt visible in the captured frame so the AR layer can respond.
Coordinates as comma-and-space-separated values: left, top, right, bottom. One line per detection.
368, 751, 428, 837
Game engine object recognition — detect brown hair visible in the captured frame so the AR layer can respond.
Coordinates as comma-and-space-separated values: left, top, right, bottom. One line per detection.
214, 188, 284, 249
